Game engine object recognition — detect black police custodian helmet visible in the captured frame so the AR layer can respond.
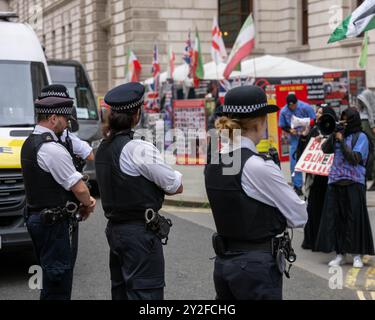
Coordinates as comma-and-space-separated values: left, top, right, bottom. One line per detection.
221, 85, 279, 118
104, 82, 145, 113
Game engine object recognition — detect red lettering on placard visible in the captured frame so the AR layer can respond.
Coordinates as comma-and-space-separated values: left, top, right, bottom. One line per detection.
305, 153, 312, 162
309, 140, 319, 150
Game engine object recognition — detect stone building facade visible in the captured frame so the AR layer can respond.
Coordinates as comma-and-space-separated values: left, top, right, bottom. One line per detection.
4, 0, 375, 97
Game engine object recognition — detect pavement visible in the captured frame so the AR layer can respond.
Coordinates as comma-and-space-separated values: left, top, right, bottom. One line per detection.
1, 162, 374, 300
0, 201, 365, 300
164, 161, 375, 300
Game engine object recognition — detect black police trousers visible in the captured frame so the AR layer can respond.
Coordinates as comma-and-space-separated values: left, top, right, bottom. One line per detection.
105, 221, 165, 300
214, 251, 283, 300
26, 213, 73, 300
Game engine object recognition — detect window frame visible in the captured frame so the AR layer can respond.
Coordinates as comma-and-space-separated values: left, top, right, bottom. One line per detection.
218, 0, 254, 48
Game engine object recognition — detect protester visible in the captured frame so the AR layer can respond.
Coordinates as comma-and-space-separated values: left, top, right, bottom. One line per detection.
279, 93, 315, 196
315, 107, 374, 268
297, 105, 337, 250
357, 88, 375, 190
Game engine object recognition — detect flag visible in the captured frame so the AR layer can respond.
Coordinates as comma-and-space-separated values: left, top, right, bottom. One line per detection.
359, 31, 369, 68
183, 30, 193, 70
168, 47, 175, 79
223, 14, 255, 79
211, 17, 227, 64
151, 44, 161, 78
125, 49, 141, 82
151, 44, 161, 92
192, 28, 205, 88
328, 0, 375, 43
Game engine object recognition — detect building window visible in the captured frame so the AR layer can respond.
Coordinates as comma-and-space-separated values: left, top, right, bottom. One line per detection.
62, 26, 66, 59
68, 24, 72, 59
218, 0, 253, 48
51, 30, 55, 58
302, 0, 309, 45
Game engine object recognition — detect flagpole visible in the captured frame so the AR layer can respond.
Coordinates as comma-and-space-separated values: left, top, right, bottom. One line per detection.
252, 56, 257, 82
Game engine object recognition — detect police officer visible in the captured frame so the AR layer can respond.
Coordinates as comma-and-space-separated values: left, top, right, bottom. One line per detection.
21, 95, 96, 300
95, 82, 183, 300
205, 86, 307, 300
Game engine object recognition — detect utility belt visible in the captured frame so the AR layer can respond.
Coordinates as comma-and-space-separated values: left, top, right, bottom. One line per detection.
212, 231, 297, 278
27, 201, 82, 226
145, 209, 172, 246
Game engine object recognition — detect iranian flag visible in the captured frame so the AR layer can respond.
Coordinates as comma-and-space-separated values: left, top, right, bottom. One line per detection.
328, 0, 375, 43
192, 28, 205, 87
223, 14, 255, 79
125, 49, 142, 82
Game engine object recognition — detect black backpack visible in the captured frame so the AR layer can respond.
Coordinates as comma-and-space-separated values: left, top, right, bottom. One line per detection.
351, 131, 374, 180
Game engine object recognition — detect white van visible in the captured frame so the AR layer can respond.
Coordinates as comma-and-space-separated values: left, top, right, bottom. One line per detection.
0, 13, 50, 251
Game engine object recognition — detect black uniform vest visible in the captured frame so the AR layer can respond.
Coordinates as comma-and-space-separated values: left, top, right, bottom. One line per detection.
21, 133, 78, 210
204, 148, 287, 242
95, 131, 165, 222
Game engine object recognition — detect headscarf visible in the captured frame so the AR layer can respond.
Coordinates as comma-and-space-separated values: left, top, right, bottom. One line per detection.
341, 107, 362, 137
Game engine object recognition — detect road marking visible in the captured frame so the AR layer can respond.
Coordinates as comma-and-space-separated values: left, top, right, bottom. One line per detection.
362, 256, 370, 264
365, 267, 375, 291
357, 291, 367, 300
345, 268, 360, 289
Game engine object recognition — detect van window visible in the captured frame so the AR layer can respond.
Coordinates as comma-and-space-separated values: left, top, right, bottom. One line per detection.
49, 64, 98, 120
31, 62, 48, 100
0, 61, 47, 126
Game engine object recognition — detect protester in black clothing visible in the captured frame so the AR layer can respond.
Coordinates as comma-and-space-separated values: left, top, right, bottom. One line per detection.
315, 107, 374, 268
298, 106, 337, 250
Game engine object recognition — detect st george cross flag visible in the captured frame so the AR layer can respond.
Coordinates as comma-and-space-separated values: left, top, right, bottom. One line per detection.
211, 17, 227, 64
329, 0, 375, 43
223, 14, 255, 79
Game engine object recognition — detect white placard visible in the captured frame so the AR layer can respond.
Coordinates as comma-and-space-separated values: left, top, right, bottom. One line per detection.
295, 137, 335, 176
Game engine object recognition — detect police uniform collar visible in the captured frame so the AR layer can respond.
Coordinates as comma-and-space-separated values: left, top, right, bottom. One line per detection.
220, 136, 258, 154
34, 125, 59, 142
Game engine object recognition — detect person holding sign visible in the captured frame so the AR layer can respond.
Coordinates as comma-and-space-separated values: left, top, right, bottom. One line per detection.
296, 105, 337, 250
279, 93, 315, 197
315, 107, 374, 268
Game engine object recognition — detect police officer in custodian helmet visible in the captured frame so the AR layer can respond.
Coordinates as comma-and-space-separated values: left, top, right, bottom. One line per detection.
21, 95, 96, 300
204, 85, 308, 300
95, 82, 183, 300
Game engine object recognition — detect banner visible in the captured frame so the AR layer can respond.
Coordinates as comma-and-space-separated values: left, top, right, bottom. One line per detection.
323, 71, 349, 110
295, 137, 334, 176
173, 99, 207, 165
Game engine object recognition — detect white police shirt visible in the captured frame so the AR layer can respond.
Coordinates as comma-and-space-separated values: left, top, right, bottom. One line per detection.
33, 125, 83, 191
120, 138, 182, 194
61, 130, 93, 160
222, 136, 307, 228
